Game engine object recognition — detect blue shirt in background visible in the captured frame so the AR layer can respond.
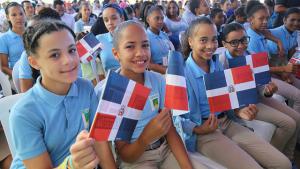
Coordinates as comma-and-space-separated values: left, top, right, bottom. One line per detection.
267, 25, 298, 56
0, 29, 24, 69
96, 32, 120, 72
246, 28, 268, 53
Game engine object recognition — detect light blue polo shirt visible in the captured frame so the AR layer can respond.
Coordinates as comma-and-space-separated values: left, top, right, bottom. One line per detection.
9, 77, 98, 168
146, 28, 172, 64
95, 70, 165, 142
267, 25, 298, 56
74, 18, 96, 34
96, 32, 120, 72
18, 51, 82, 80
0, 29, 24, 68
181, 53, 223, 152
246, 28, 268, 53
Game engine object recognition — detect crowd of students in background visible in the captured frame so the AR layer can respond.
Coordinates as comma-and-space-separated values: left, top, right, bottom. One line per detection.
0, 0, 300, 168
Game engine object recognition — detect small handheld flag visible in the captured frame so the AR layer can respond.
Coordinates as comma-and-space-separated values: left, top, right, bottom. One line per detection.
289, 49, 300, 78
228, 52, 271, 86
89, 71, 151, 142
204, 65, 258, 113
76, 33, 102, 64
165, 51, 189, 116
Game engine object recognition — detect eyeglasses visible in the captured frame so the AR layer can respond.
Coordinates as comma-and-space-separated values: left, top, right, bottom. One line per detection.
224, 36, 250, 47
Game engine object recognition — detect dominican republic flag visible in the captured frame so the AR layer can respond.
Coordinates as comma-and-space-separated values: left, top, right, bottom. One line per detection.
204, 65, 258, 113
76, 33, 102, 64
165, 51, 188, 116
289, 56, 300, 78
89, 71, 151, 142
228, 52, 271, 86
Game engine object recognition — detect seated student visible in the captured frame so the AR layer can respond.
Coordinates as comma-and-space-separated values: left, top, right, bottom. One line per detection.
0, 2, 26, 78
96, 3, 124, 73
210, 8, 225, 47
145, 6, 174, 74
181, 16, 291, 169
267, 7, 300, 59
246, 1, 300, 114
18, 8, 82, 92
182, 0, 210, 25
74, 2, 97, 35
226, 6, 247, 25
220, 23, 300, 165
95, 20, 197, 169
9, 20, 116, 169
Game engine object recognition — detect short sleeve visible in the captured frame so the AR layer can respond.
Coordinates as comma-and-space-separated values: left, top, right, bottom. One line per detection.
18, 51, 33, 79
0, 35, 8, 55
74, 21, 83, 34
9, 107, 47, 160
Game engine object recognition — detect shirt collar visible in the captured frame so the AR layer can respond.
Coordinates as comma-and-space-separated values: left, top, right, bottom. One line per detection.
282, 25, 297, 38
186, 52, 216, 78
147, 28, 164, 38
8, 29, 20, 39
33, 76, 79, 107
248, 28, 265, 40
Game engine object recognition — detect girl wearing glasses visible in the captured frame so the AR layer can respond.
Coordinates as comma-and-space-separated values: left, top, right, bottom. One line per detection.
220, 22, 300, 165
246, 1, 300, 116
181, 16, 291, 169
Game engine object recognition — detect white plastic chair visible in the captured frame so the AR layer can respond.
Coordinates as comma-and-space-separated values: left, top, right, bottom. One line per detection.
12, 60, 21, 93
242, 119, 276, 142
0, 93, 24, 158
0, 71, 12, 96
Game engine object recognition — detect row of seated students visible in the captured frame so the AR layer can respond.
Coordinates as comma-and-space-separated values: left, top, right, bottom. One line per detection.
0, 0, 300, 169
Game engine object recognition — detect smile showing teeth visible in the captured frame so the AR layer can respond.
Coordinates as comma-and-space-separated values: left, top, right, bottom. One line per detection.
135, 60, 145, 65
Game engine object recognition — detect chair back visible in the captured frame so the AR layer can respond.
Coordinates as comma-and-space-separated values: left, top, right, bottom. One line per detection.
0, 71, 12, 96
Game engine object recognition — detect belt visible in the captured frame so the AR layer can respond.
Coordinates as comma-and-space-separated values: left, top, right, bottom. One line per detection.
202, 112, 226, 121
145, 137, 165, 151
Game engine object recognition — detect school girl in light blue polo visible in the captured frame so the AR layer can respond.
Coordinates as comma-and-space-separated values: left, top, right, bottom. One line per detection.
74, 2, 96, 34
0, 2, 26, 77
96, 4, 123, 73
145, 6, 174, 74
96, 20, 195, 169
181, 17, 291, 169
9, 20, 116, 169
267, 8, 300, 58
220, 23, 299, 164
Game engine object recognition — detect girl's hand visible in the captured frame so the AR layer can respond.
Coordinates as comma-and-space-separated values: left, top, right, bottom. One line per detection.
140, 108, 172, 145
70, 130, 99, 169
194, 114, 218, 135
284, 63, 298, 73
280, 72, 293, 84
264, 82, 278, 96
235, 104, 258, 121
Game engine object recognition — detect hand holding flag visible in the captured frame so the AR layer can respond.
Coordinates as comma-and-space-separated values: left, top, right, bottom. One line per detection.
76, 33, 102, 64
204, 65, 258, 113
89, 71, 151, 142
164, 51, 189, 116
228, 52, 271, 86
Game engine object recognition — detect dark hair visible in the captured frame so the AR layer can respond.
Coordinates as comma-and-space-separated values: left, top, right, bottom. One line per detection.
23, 19, 76, 56
140, 1, 154, 23
222, 22, 245, 41
245, 0, 267, 18
53, 0, 64, 8
234, 6, 246, 17
189, 0, 201, 15
21, 0, 32, 8
125, 6, 134, 16
210, 8, 223, 19
37, 7, 61, 20
181, 16, 213, 58
264, 0, 274, 7
145, 5, 163, 27
166, 1, 180, 18
284, 7, 300, 19
5, 2, 25, 28
112, 20, 145, 49
103, 3, 124, 17
220, 0, 229, 5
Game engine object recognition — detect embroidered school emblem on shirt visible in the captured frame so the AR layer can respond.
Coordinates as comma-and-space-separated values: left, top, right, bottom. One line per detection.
81, 108, 90, 130
149, 93, 159, 111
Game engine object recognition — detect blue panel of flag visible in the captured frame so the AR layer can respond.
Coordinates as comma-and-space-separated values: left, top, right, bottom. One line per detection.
167, 51, 185, 76
204, 71, 227, 90
83, 33, 99, 48
115, 118, 138, 141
